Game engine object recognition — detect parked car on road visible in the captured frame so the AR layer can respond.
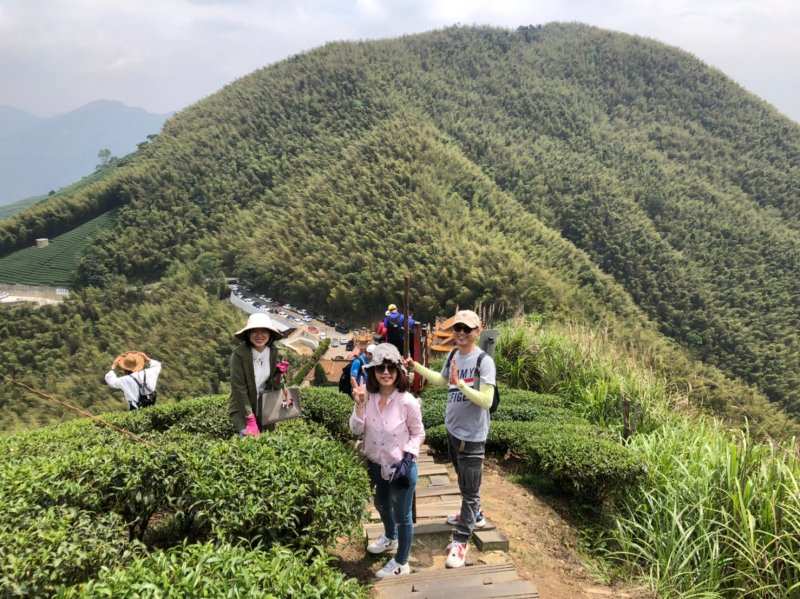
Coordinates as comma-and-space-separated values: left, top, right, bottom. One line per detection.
335, 324, 349, 334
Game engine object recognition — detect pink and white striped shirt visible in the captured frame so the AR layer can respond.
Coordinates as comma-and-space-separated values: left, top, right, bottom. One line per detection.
349, 390, 425, 480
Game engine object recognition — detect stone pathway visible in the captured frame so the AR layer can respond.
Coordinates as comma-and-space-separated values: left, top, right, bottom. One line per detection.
369, 446, 540, 598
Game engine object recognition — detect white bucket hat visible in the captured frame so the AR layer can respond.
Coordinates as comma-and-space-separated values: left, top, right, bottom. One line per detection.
234, 312, 289, 340
364, 343, 404, 369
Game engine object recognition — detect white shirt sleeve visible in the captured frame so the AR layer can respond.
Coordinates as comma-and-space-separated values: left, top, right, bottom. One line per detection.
105, 370, 124, 389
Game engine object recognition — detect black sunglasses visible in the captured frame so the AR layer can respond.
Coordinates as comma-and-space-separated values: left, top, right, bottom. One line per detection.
453, 323, 474, 333
376, 362, 398, 374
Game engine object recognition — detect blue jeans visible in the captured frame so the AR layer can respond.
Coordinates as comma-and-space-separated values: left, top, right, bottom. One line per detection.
368, 460, 418, 565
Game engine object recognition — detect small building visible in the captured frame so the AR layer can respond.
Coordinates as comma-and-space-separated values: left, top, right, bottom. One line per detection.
35, 238, 49, 248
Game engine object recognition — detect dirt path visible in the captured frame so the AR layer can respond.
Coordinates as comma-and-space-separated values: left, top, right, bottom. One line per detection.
479, 459, 651, 598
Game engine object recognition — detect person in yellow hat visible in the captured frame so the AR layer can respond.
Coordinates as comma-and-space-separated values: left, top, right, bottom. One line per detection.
105, 351, 162, 410
404, 309, 495, 568
382, 303, 415, 355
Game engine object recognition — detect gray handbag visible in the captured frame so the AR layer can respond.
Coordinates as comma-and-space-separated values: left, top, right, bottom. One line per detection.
258, 385, 302, 427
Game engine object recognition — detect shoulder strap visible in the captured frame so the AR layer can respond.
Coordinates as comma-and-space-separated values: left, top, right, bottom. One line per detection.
473, 351, 486, 390
445, 348, 457, 371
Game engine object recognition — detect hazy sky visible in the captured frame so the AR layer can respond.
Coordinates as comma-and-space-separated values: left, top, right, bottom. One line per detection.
1, 0, 798, 122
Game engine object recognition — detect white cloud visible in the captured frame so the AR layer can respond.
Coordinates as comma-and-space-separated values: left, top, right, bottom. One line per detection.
0, 0, 797, 122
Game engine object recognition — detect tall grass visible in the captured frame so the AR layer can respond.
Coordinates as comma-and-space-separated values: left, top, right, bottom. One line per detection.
494, 316, 672, 434
495, 316, 800, 597
603, 420, 800, 597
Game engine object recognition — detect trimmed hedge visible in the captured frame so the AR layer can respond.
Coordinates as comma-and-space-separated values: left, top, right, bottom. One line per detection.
1, 504, 141, 598
426, 421, 643, 498
61, 542, 367, 598
302, 385, 573, 436
0, 397, 370, 595
180, 421, 369, 548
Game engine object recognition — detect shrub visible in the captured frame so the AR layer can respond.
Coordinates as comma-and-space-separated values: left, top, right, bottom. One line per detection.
426, 421, 643, 499
180, 419, 370, 549
0, 397, 371, 595
0, 428, 185, 540
62, 542, 367, 598
104, 395, 232, 439
302, 385, 572, 438
0, 504, 141, 597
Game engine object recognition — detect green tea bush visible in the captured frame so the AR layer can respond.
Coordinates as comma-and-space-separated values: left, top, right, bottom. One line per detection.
62, 542, 366, 598
303, 385, 572, 438
180, 419, 369, 549
426, 421, 643, 498
0, 397, 371, 595
300, 387, 354, 440
1, 504, 141, 597
1, 430, 185, 540
104, 395, 232, 439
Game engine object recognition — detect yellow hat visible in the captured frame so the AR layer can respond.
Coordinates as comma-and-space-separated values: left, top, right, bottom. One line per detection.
449, 309, 481, 330
387, 303, 397, 312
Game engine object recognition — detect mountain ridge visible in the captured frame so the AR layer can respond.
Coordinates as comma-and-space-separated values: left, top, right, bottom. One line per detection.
0, 100, 169, 205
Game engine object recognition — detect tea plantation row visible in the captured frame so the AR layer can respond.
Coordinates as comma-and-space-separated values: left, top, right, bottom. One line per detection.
0, 396, 369, 597
0, 210, 116, 286
302, 386, 643, 498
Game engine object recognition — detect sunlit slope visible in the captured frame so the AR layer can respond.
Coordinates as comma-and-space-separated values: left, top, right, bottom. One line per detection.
1, 23, 798, 418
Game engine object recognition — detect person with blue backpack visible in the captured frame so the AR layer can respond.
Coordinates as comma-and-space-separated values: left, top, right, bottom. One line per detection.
350, 342, 374, 386
383, 304, 415, 355
404, 309, 496, 569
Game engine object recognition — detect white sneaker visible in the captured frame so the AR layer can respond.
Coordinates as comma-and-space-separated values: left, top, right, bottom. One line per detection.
375, 558, 411, 578
367, 534, 398, 555
446, 511, 487, 528
445, 541, 468, 568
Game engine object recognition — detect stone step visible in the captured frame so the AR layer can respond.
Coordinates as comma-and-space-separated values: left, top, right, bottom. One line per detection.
374, 563, 538, 599
474, 528, 510, 552
418, 463, 449, 477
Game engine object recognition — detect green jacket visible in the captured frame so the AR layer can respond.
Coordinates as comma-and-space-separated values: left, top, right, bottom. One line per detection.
228, 342, 283, 432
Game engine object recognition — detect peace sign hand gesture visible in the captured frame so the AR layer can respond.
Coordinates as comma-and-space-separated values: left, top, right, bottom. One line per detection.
352, 377, 367, 415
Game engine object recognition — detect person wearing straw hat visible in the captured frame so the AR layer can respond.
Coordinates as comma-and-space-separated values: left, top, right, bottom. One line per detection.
229, 312, 290, 437
404, 309, 495, 568
350, 343, 424, 578
105, 351, 162, 410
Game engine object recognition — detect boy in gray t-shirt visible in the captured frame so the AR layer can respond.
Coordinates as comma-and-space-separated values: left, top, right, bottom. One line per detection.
408, 310, 496, 569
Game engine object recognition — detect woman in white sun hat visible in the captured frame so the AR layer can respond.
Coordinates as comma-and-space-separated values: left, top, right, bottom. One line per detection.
229, 312, 290, 437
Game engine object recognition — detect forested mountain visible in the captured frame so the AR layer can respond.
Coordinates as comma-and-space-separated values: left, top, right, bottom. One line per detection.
0, 100, 168, 204
1, 23, 798, 431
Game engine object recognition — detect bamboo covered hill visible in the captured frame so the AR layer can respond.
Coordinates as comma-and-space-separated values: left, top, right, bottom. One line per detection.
0, 23, 798, 434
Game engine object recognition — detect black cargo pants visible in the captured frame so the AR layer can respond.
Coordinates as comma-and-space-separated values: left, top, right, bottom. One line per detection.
447, 431, 485, 543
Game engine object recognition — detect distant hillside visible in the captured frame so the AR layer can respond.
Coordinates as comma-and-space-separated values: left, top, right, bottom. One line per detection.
1, 23, 799, 433
0, 195, 43, 220
0, 100, 168, 204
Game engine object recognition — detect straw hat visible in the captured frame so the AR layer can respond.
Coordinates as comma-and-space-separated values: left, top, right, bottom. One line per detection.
234, 312, 288, 340
114, 351, 147, 373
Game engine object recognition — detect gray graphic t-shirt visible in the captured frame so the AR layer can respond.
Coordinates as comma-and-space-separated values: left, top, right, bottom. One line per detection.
441, 347, 496, 442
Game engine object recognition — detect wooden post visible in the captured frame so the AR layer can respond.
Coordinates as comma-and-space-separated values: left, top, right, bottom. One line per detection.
403, 274, 417, 523
622, 395, 631, 440
403, 275, 410, 359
